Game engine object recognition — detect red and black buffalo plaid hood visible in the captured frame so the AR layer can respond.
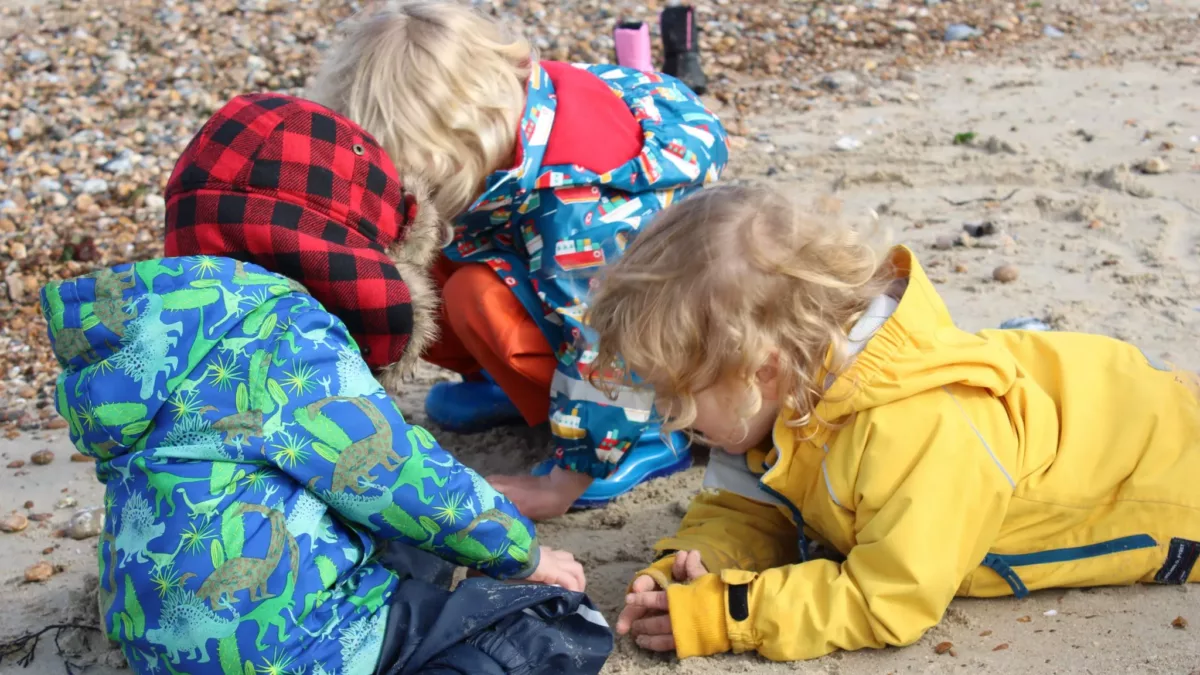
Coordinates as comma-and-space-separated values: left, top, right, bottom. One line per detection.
164, 93, 443, 391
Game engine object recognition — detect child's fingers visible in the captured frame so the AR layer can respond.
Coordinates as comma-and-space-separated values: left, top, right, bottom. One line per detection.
635, 634, 676, 652
630, 614, 673, 638
623, 590, 669, 611
615, 604, 647, 635
630, 575, 658, 593
671, 552, 689, 581
684, 550, 708, 580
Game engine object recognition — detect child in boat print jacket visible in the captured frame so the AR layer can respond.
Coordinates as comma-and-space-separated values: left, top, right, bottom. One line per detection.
41, 94, 610, 675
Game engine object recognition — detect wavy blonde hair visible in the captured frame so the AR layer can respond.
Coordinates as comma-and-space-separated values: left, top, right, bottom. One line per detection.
589, 182, 891, 436
309, 1, 531, 227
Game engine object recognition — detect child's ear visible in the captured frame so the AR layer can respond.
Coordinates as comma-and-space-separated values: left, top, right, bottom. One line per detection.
755, 352, 783, 402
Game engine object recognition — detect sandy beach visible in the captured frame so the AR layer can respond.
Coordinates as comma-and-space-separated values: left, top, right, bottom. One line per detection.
2, 0, 1199, 672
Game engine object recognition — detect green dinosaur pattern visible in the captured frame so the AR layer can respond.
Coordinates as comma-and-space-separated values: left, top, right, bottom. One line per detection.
42, 257, 538, 675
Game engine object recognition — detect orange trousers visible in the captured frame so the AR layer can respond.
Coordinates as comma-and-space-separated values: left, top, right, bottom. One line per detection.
422, 256, 556, 426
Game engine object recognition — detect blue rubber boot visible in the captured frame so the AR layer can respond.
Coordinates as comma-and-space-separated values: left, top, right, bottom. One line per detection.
424, 374, 525, 434
532, 429, 693, 510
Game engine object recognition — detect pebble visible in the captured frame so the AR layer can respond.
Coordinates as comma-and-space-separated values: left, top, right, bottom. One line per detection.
30, 449, 55, 465
8, 127, 24, 142
993, 265, 1021, 283
81, 178, 110, 195
55, 496, 78, 510
963, 222, 999, 238
892, 20, 918, 33
820, 71, 862, 93
1043, 25, 1066, 38
22, 49, 48, 64
23, 500, 34, 509
6, 274, 26, 304
984, 136, 1021, 155
833, 136, 862, 151
1137, 157, 1170, 174
144, 194, 166, 210
944, 24, 981, 41
104, 152, 135, 175
6, 459, 25, 469
0, 512, 29, 533
70, 452, 90, 463
67, 507, 105, 540
75, 194, 97, 213
24, 560, 55, 583
934, 235, 958, 250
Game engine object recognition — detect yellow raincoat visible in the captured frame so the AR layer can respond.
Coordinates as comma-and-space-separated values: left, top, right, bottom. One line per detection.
642, 246, 1200, 661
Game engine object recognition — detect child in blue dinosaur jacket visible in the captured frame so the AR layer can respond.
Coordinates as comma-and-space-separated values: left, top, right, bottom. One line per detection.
310, 0, 730, 519
42, 93, 611, 675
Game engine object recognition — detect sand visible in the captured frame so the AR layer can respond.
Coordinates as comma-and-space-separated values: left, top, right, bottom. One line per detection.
3, 4, 1200, 674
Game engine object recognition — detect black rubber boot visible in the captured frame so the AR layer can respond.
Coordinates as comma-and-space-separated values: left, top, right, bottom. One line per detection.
660, 5, 708, 96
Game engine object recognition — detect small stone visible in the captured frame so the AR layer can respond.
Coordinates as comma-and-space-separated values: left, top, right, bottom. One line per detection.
70, 452, 90, 463
964, 222, 999, 238
47, 419, 69, 430
75, 193, 96, 213
41, 546, 55, 555
55, 496, 78, 510
23, 500, 33, 509
6, 460, 25, 469
1137, 157, 1170, 174
8, 127, 24, 142
80, 178, 110, 195
934, 235, 957, 250
819, 71, 862, 93
67, 506, 105, 540
28, 513, 54, 522
955, 263, 969, 273
944, 24, 980, 41
833, 136, 861, 152
935, 641, 954, 655
22, 49, 48, 64
984, 136, 1021, 155
892, 20, 918, 33
144, 194, 166, 210
0, 512, 29, 533
1172, 616, 1188, 630
6, 274, 26, 303
9, 241, 27, 260
1017, 615, 1033, 623
30, 449, 54, 465
993, 265, 1020, 283
992, 20, 1013, 31
994, 643, 1010, 651
24, 560, 55, 583
1043, 25, 1065, 38
107, 49, 135, 72
50, 192, 69, 208
103, 152, 135, 175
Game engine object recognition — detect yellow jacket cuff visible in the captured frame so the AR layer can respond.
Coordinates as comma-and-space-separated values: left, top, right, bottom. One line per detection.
667, 573, 732, 658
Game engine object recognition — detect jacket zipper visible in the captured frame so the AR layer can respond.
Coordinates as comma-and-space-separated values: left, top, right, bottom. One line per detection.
981, 534, 1158, 598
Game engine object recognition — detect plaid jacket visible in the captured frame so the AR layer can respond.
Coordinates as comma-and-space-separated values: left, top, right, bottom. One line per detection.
164, 94, 443, 393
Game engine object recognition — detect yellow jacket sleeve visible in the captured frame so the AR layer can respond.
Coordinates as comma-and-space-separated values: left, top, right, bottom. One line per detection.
668, 389, 1017, 660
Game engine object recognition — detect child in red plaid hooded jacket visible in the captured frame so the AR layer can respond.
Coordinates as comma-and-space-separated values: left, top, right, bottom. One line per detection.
44, 93, 611, 675
311, 1, 730, 519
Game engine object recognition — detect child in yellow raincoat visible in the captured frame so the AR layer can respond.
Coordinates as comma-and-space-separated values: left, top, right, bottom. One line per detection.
585, 182, 1200, 661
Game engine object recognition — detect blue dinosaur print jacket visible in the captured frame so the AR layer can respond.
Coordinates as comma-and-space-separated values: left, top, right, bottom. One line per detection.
42, 256, 537, 675
446, 61, 729, 477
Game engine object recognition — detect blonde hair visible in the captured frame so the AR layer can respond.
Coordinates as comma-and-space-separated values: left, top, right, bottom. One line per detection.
588, 182, 891, 436
309, 1, 531, 226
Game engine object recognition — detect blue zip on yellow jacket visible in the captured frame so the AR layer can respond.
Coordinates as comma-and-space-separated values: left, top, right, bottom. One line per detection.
42, 257, 537, 675
445, 61, 729, 477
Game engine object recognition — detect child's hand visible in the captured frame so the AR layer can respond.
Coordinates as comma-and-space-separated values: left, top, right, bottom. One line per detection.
616, 550, 708, 651
526, 546, 587, 592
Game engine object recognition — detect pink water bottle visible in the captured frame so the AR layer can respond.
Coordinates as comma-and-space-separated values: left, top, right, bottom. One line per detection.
613, 21, 653, 72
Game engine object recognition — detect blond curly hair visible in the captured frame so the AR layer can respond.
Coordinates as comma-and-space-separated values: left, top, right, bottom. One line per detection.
308, 1, 531, 227
588, 182, 892, 436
